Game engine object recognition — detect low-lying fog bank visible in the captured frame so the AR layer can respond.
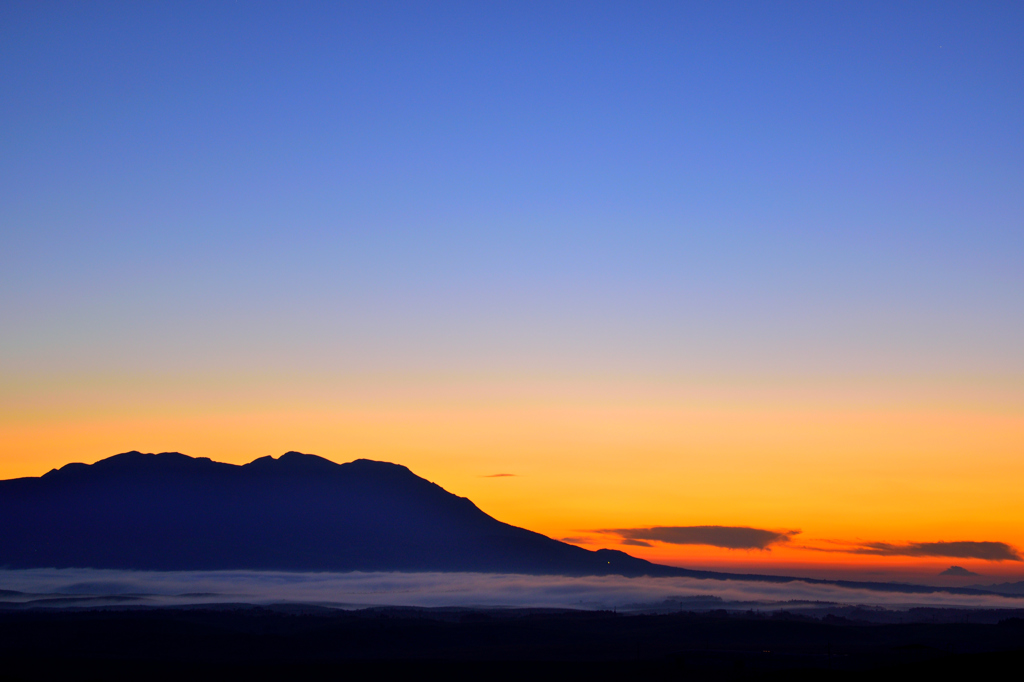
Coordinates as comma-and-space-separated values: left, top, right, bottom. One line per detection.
1, 569, 1022, 612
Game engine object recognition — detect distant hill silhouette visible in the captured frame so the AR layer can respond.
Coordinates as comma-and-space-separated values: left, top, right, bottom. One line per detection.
0, 451, 1018, 600
0, 451, 679, 576
940, 565, 979, 577
975, 581, 1024, 596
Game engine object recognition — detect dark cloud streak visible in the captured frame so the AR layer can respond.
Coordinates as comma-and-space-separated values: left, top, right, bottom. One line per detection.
559, 537, 592, 545
601, 526, 799, 550
620, 538, 653, 547
850, 541, 1021, 562
799, 540, 1022, 562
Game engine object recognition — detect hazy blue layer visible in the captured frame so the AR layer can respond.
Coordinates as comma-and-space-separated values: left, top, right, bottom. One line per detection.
1, 569, 1020, 611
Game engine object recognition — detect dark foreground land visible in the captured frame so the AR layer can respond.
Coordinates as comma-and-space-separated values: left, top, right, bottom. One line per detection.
1, 606, 1023, 681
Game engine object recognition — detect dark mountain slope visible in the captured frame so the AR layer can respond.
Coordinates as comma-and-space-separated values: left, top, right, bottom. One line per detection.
0, 451, 673, 576
1, 452, 1017, 600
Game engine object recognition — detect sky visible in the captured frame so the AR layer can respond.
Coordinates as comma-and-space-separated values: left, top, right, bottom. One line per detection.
2, 1, 1023, 580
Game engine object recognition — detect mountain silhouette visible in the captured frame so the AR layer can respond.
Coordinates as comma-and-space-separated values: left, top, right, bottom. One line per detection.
940, 565, 979, 577
0, 451, 678, 575
1, 451, 1019, 601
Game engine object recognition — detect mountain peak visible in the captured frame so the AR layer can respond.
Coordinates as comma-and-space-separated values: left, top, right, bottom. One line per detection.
39, 450, 417, 481
342, 458, 415, 474
940, 565, 980, 577
43, 451, 217, 478
244, 451, 339, 472
2, 450, 676, 577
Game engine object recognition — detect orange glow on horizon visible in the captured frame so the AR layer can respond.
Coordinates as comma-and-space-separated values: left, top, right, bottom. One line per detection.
2, 373, 1022, 580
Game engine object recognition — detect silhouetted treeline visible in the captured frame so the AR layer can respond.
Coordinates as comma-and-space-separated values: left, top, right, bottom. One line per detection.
1, 606, 1023, 681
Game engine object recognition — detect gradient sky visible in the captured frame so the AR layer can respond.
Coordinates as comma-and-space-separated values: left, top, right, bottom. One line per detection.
2, 1, 1023, 580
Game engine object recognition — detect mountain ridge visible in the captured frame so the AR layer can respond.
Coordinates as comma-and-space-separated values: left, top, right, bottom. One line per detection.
1, 451, 665, 577
1, 451, 1018, 600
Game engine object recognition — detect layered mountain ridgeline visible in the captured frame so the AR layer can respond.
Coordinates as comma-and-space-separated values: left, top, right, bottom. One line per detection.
975, 581, 1024, 596
0, 451, 1018, 601
0, 451, 677, 576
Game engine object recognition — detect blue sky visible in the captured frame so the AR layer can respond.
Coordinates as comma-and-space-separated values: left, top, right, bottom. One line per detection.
2, 1, 1022, 379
